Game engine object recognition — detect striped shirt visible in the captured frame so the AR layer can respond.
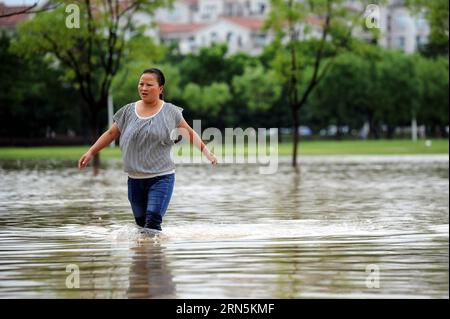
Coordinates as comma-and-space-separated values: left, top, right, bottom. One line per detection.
113, 101, 184, 177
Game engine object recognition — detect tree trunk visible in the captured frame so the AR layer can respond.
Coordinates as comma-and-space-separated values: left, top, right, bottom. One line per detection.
335, 121, 342, 140
434, 124, 443, 138
387, 125, 395, 139
369, 118, 380, 139
292, 107, 299, 168
440, 125, 448, 138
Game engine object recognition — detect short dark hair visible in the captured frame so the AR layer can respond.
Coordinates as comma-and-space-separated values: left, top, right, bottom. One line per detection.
141, 68, 166, 99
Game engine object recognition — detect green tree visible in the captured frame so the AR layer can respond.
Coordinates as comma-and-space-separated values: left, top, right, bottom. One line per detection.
0, 30, 83, 141
182, 82, 231, 118
161, 44, 259, 128
406, 0, 449, 56
172, 43, 258, 87
177, 44, 230, 86
11, 0, 171, 172
265, 0, 382, 167
232, 65, 282, 112
375, 51, 420, 138
308, 52, 373, 138
309, 48, 429, 140
416, 56, 449, 136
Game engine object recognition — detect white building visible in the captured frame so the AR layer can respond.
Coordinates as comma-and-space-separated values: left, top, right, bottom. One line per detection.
152, 0, 430, 55
378, 0, 430, 53
153, 0, 198, 23
154, 0, 270, 24
155, 0, 327, 55
159, 17, 269, 55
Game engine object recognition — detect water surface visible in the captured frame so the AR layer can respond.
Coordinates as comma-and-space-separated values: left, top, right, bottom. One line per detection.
0, 155, 448, 298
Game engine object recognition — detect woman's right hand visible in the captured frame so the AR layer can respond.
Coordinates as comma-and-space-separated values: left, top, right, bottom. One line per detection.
78, 151, 94, 170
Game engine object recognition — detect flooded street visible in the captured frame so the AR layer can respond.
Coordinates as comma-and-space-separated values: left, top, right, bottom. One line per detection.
0, 155, 448, 298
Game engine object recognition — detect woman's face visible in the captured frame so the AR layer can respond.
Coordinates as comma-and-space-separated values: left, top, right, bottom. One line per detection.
138, 73, 163, 103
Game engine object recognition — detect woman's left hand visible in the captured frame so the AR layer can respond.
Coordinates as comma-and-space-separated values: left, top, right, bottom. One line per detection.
206, 151, 218, 165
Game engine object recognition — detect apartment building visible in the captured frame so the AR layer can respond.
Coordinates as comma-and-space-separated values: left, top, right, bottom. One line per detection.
154, 0, 270, 23
379, 0, 430, 53
0, 0, 430, 55
154, 0, 430, 55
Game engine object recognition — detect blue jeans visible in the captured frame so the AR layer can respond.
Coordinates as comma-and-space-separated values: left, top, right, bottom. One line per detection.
127, 173, 175, 231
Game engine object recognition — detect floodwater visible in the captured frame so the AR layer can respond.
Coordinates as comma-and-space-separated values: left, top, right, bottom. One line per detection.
0, 155, 448, 298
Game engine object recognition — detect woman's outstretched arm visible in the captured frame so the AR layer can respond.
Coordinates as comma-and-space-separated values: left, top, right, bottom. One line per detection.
177, 119, 218, 165
78, 123, 121, 170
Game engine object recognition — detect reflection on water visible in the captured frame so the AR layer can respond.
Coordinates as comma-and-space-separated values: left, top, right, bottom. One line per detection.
0, 155, 448, 298
127, 243, 176, 298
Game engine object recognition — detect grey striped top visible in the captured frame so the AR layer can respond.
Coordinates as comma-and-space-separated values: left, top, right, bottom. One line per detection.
113, 101, 184, 175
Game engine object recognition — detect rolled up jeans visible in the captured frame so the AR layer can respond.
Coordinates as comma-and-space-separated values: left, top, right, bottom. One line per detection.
127, 173, 175, 231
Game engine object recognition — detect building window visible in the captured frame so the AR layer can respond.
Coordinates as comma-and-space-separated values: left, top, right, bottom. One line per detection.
255, 33, 267, 47
225, 3, 233, 16
211, 32, 218, 43
189, 3, 199, 12
236, 4, 244, 16
258, 2, 266, 14
395, 36, 406, 50
415, 35, 421, 51
415, 16, 427, 30
206, 5, 216, 15
416, 35, 427, 50
393, 15, 408, 31
226, 32, 233, 43
201, 4, 217, 19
